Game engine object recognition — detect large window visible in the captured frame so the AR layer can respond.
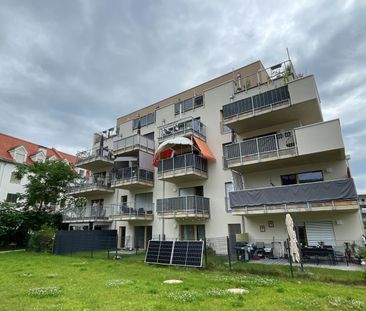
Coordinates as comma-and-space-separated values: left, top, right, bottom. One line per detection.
225, 182, 234, 211
132, 112, 155, 130
174, 95, 204, 115
180, 224, 205, 240
281, 171, 323, 186
6, 193, 18, 203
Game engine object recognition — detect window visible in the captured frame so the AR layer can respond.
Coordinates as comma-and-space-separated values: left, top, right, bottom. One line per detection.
281, 171, 323, 186
10, 172, 21, 184
179, 186, 203, 197
180, 224, 205, 240
15, 152, 26, 163
132, 112, 155, 130
6, 193, 18, 203
225, 182, 234, 211
298, 171, 323, 184
281, 174, 297, 185
174, 96, 204, 115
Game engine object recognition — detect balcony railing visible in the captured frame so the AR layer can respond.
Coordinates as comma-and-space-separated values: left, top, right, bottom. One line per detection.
229, 179, 358, 213
224, 130, 297, 165
223, 85, 291, 120
67, 177, 112, 194
109, 203, 154, 219
158, 117, 206, 142
76, 147, 113, 163
158, 153, 207, 176
112, 167, 154, 184
113, 134, 155, 154
156, 196, 210, 218
62, 205, 110, 221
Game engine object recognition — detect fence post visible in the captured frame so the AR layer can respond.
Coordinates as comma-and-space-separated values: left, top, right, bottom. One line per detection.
286, 239, 294, 278
204, 237, 208, 268
226, 236, 232, 271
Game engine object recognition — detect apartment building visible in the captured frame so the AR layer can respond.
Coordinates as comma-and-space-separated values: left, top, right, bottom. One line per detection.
358, 195, 366, 230
0, 133, 80, 204
63, 59, 365, 251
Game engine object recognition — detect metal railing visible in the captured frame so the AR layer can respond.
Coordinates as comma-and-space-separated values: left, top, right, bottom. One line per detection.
76, 147, 113, 163
158, 153, 207, 175
158, 117, 206, 141
109, 202, 154, 218
224, 130, 297, 165
229, 179, 358, 212
223, 85, 291, 120
67, 177, 112, 194
62, 205, 110, 221
113, 134, 155, 154
156, 196, 210, 217
112, 167, 154, 184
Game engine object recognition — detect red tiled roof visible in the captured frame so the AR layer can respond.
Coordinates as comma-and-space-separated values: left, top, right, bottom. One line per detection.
0, 133, 77, 165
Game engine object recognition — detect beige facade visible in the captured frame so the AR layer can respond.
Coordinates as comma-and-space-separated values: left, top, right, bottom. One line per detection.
63, 59, 364, 251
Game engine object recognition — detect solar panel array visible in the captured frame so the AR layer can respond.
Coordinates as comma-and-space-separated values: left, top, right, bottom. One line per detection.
145, 240, 204, 267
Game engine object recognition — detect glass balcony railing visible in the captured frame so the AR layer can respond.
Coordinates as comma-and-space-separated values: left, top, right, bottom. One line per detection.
158, 117, 206, 142
76, 147, 113, 163
156, 196, 210, 217
113, 134, 155, 154
109, 203, 154, 219
158, 153, 207, 176
112, 167, 154, 184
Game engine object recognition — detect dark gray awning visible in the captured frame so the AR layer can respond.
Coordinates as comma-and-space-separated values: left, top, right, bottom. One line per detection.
229, 179, 357, 208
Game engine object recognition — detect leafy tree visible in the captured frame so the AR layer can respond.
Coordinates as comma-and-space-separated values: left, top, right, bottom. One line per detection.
0, 202, 23, 247
15, 160, 79, 209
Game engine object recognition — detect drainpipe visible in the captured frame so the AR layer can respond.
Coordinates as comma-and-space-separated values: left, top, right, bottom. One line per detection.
241, 215, 245, 233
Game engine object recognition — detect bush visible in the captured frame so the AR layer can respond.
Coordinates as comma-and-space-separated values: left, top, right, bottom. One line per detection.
28, 226, 56, 252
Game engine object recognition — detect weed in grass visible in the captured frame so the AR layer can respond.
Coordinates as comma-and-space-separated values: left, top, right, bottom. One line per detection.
276, 287, 285, 293
206, 287, 229, 297
328, 296, 364, 310
71, 261, 87, 267
79, 267, 87, 271
148, 288, 158, 294
231, 300, 244, 308
46, 273, 59, 278
29, 287, 62, 298
215, 275, 276, 288
166, 290, 200, 303
21, 272, 33, 278
105, 279, 133, 288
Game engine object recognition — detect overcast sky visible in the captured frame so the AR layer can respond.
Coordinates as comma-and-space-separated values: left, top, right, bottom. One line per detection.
1, 0, 366, 191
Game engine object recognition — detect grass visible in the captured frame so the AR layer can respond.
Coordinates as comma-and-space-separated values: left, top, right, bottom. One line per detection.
0, 252, 365, 311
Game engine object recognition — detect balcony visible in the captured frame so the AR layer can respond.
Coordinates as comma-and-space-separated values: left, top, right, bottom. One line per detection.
109, 203, 154, 221
113, 134, 155, 156
67, 179, 114, 197
158, 117, 206, 143
223, 120, 345, 173
111, 167, 154, 190
62, 205, 111, 223
158, 153, 208, 182
223, 74, 322, 134
156, 196, 210, 219
75, 147, 114, 171
229, 179, 358, 215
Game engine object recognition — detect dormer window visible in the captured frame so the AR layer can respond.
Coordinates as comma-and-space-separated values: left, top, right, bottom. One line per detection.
11, 146, 28, 163
31, 151, 46, 163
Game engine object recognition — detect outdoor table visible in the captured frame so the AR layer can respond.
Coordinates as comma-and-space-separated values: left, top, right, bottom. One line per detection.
301, 246, 336, 265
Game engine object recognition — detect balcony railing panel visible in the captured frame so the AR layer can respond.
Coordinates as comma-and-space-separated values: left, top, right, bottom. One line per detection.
109, 202, 154, 218
112, 167, 154, 183
229, 179, 358, 209
224, 131, 297, 165
67, 177, 111, 193
113, 134, 155, 154
223, 85, 291, 120
156, 196, 210, 216
76, 147, 113, 163
158, 153, 208, 173
158, 117, 207, 141
62, 205, 110, 221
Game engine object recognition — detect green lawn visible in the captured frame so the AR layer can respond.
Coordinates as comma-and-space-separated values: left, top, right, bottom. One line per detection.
0, 252, 365, 311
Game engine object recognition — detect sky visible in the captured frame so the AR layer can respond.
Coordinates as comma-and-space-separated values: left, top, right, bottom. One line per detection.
0, 0, 366, 191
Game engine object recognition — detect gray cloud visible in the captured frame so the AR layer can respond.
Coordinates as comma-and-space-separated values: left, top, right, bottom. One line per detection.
0, 0, 366, 191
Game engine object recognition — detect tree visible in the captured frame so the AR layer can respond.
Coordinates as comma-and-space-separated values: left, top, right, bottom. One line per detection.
15, 160, 79, 209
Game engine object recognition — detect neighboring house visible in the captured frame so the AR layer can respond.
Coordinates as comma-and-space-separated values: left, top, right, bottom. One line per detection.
358, 195, 366, 231
63, 58, 365, 252
0, 133, 82, 204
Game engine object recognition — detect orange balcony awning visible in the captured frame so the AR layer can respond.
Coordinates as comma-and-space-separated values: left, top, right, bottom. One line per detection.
192, 136, 215, 161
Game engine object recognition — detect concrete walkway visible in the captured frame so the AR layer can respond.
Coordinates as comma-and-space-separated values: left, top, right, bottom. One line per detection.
247, 258, 364, 271
0, 249, 25, 254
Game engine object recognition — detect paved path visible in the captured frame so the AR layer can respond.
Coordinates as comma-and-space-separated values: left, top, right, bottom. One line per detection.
0, 249, 25, 254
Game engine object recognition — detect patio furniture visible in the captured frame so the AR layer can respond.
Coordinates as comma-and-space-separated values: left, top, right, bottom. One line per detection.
301, 246, 336, 265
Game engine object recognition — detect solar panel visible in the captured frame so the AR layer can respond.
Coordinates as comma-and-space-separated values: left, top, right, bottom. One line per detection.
145, 240, 204, 268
